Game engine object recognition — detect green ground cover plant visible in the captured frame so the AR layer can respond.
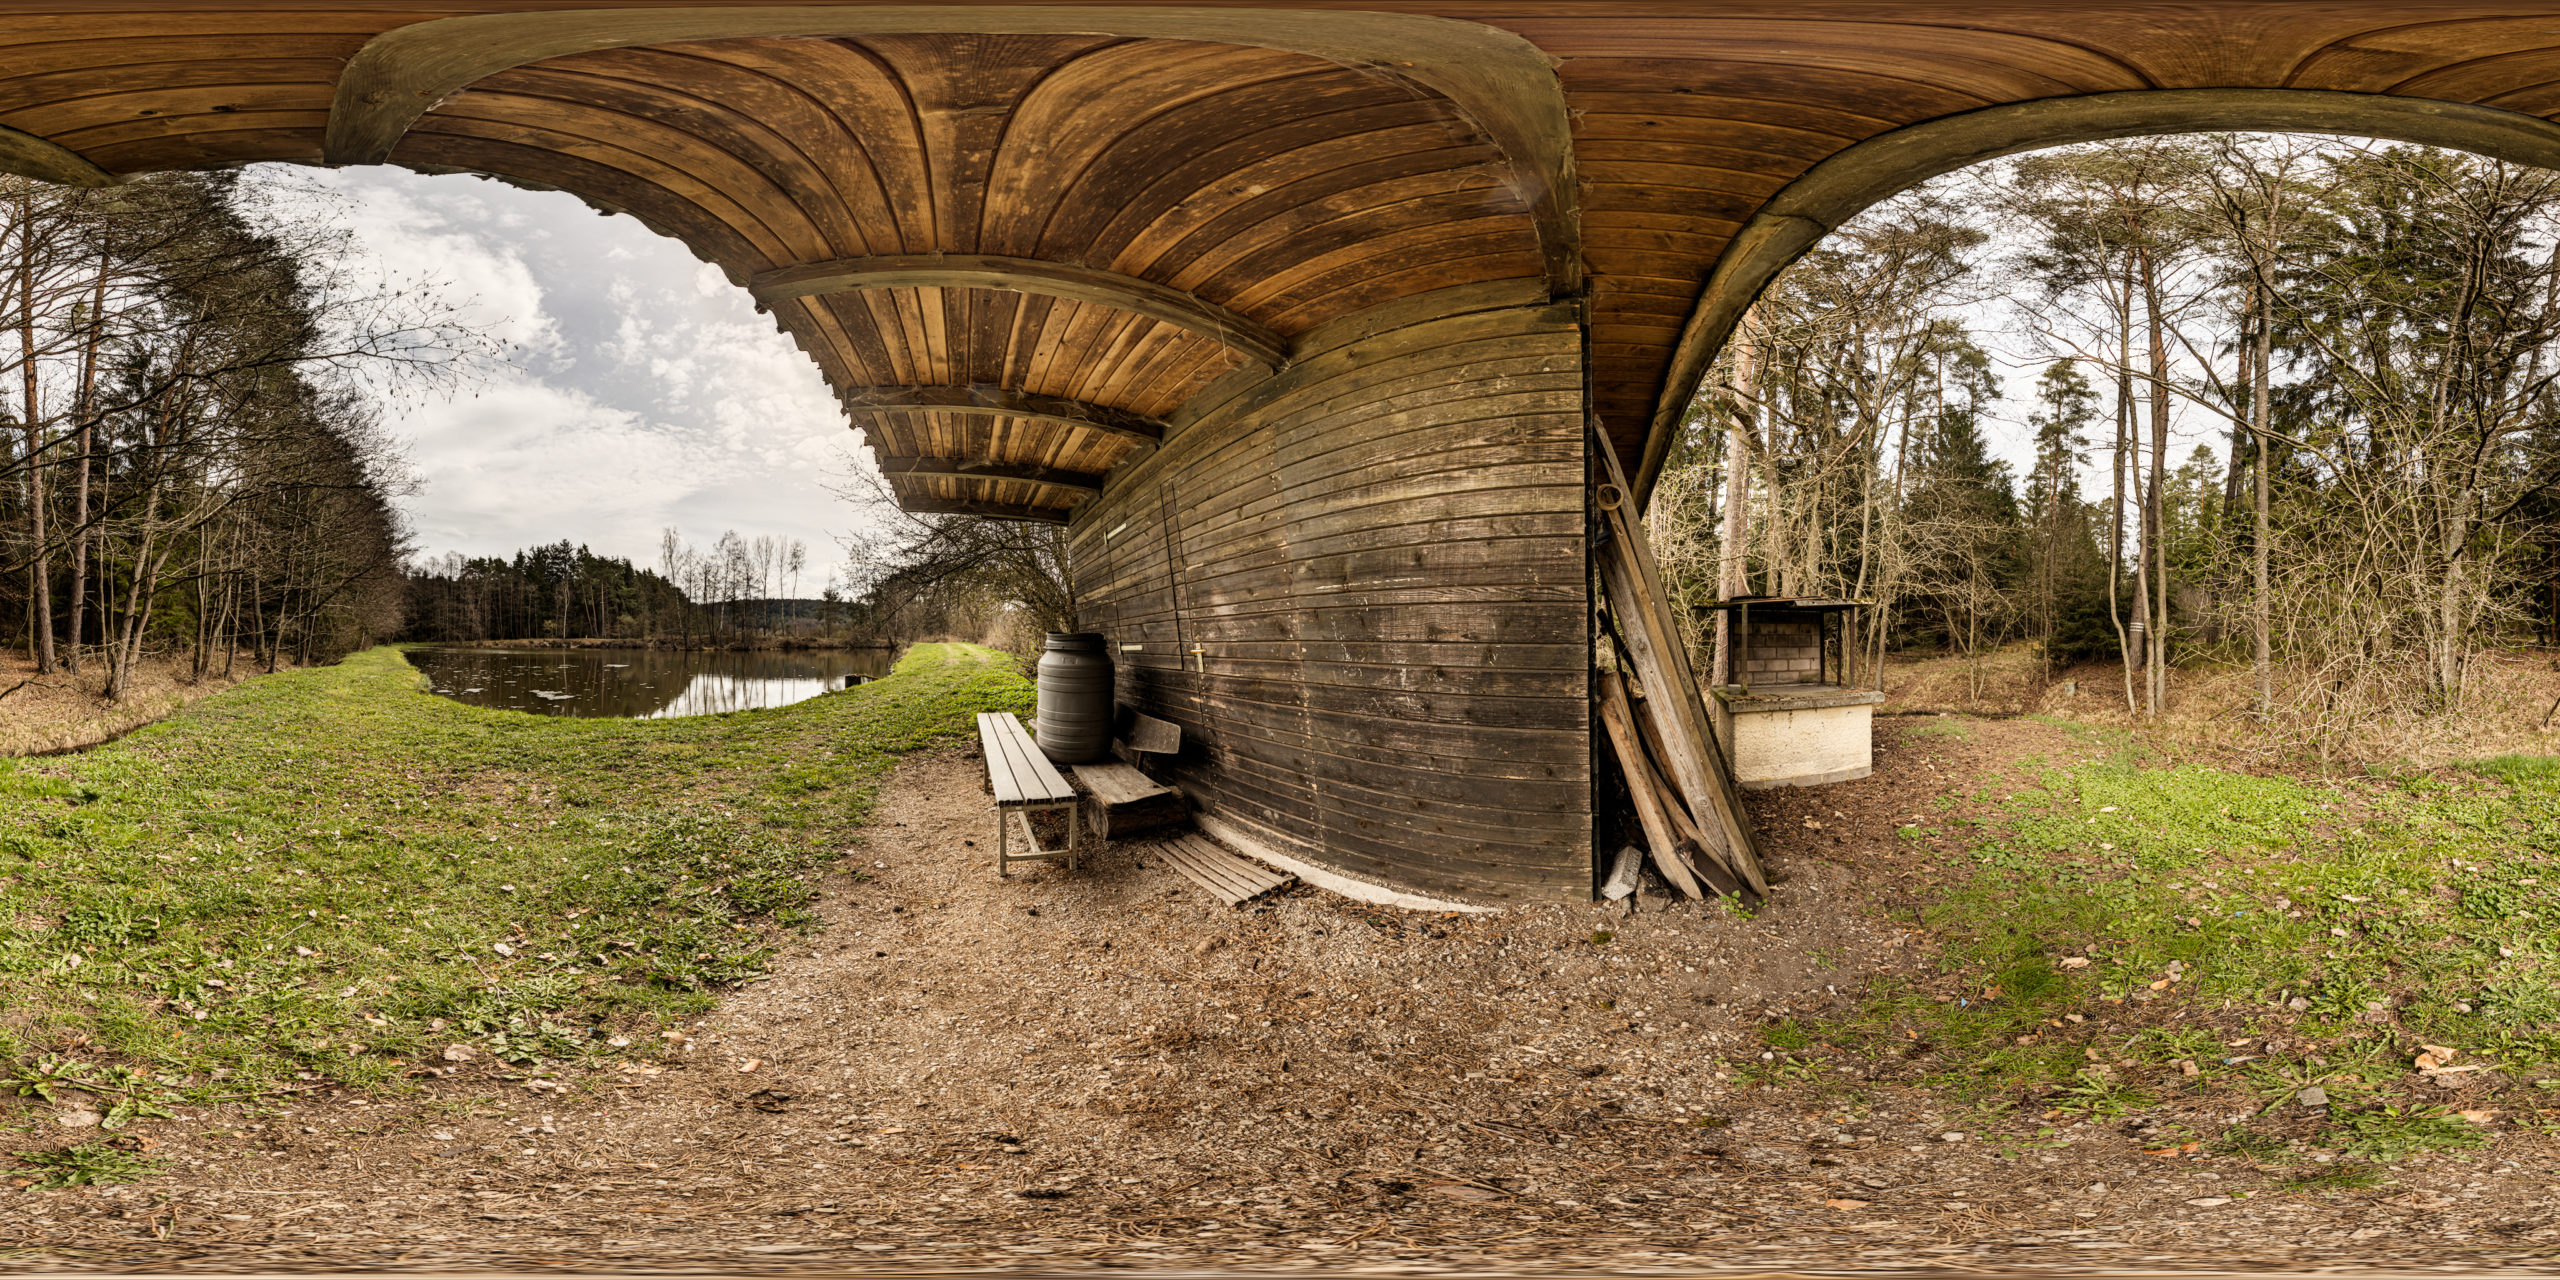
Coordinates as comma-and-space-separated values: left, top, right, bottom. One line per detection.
0, 643, 1030, 1104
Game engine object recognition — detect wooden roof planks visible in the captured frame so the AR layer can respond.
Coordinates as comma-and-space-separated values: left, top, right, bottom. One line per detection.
28, 8, 2560, 519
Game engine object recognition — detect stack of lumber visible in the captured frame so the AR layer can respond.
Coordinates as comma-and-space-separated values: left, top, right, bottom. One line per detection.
1590, 428, 1769, 900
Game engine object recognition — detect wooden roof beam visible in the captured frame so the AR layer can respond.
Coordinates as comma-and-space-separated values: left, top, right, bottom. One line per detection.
899, 495, 1071, 526
758, 255, 1287, 369
322, 6, 1578, 297
1635, 88, 2560, 505
877, 455, 1107, 499
0, 122, 118, 187
841, 384, 1165, 445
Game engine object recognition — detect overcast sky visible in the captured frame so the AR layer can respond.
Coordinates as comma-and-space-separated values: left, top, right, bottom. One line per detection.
275, 165, 883, 581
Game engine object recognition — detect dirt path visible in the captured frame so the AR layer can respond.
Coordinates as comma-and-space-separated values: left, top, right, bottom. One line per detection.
8, 734, 2558, 1271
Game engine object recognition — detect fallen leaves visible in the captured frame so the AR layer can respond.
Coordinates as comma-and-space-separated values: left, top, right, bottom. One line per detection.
2416, 1045, 2483, 1082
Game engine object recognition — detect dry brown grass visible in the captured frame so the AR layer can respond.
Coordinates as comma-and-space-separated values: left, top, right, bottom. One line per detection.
0, 648, 275, 756
1886, 642, 2560, 767
1877, 641, 2049, 713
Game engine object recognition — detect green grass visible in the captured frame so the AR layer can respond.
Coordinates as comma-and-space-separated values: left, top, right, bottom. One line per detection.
0, 643, 1031, 1104
2467, 754, 2560, 786
1786, 737, 2560, 1163
7, 1140, 165, 1188
1912, 749, 2559, 1065
2329, 1103, 2491, 1161
2278, 1162, 2387, 1194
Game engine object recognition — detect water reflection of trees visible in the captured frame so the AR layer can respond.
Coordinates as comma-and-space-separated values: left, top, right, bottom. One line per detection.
404, 648, 892, 718
651, 675, 834, 718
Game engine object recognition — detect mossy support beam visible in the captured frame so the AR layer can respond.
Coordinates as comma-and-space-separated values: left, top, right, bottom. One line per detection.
841, 385, 1167, 445
0, 123, 117, 187
877, 456, 1107, 499
757, 255, 1289, 370
901, 496, 1072, 525
1634, 89, 2560, 504
321, 4, 1580, 298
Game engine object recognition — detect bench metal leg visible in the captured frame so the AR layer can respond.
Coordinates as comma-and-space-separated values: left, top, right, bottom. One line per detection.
994, 800, 1079, 876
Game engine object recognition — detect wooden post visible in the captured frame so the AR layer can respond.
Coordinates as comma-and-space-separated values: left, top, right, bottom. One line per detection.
1737, 601, 1751, 695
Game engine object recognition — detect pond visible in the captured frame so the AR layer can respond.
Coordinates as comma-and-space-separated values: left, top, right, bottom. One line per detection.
403, 646, 897, 719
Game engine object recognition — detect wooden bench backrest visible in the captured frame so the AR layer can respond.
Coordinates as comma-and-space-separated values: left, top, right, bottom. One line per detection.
1113, 705, 1182, 759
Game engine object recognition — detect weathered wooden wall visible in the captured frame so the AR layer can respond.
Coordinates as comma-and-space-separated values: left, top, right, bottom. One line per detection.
1072, 282, 1592, 904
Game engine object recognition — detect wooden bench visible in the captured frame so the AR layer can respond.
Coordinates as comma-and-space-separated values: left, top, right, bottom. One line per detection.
976, 712, 1078, 876
1074, 760, 1185, 841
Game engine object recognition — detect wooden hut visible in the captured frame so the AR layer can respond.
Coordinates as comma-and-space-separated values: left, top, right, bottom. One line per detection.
27, 4, 2560, 903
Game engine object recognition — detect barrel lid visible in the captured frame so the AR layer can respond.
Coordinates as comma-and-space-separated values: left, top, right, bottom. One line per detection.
1043, 632, 1108, 652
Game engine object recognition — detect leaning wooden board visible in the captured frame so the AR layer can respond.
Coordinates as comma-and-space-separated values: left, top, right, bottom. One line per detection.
1152, 834, 1292, 907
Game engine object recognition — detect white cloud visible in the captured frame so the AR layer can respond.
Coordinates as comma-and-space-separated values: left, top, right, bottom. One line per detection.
269, 165, 892, 578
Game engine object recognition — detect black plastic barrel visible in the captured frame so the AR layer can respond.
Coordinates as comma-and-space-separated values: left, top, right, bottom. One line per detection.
1034, 632, 1115, 763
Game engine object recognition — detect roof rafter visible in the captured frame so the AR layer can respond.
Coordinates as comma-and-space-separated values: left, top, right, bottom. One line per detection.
841, 384, 1167, 445
877, 455, 1107, 499
758, 255, 1287, 369
900, 496, 1072, 525
0, 122, 117, 186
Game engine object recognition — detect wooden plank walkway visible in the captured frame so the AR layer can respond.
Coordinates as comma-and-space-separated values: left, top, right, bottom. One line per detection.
1150, 833, 1292, 907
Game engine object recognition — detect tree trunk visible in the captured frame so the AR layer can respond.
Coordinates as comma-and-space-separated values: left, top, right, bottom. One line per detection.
2143, 243, 2172, 717
2252, 272, 2273, 716
19, 193, 54, 672
2110, 256, 2138, 716
103, 500, 161, 703
62, 254, 104, 675
1714, 322, 1757, 686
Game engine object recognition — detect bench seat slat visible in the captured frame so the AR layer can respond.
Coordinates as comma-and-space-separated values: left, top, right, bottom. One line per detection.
977, 712, 1074, 805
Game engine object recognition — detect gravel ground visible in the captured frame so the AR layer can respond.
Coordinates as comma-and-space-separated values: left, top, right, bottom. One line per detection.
7, 733, 2560, 1272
